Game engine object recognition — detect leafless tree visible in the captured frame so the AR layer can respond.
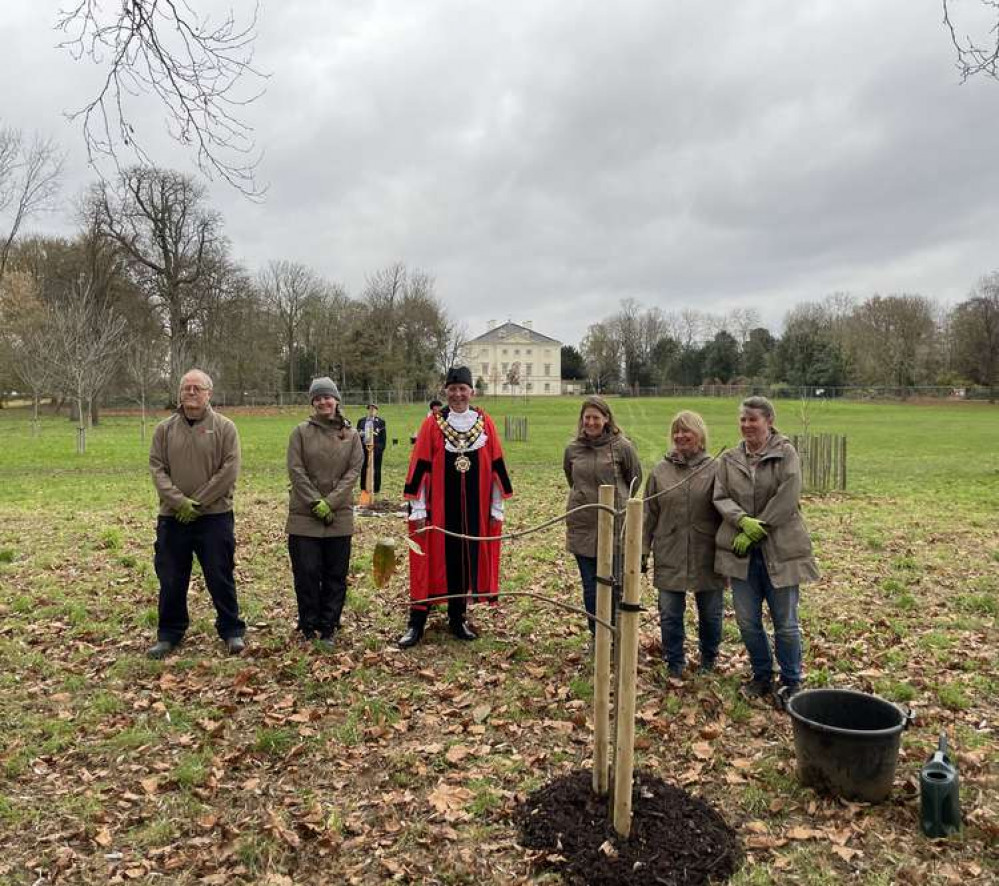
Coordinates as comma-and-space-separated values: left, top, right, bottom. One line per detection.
848, 294, 939, 388
47, 272, 128, 452
581, 320, 622, 393
123, 309, 167, 439
301, 281, 353, 384
506, 360, 522, 395
57, 1, 267, 196
727, 307, 761, 343
943, 0, 999, 81
258, 260, 323, 392
92, 166, 222, 389
951, 274, 999, 396
0, 270, 55, 431
0, 126, 63, 282
433, 316, 467, 379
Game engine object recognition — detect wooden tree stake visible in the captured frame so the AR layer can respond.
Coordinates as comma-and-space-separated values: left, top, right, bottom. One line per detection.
592, 484, 615, 796
612, 497, 643, 838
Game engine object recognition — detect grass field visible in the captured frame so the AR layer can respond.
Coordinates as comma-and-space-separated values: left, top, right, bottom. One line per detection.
0, 396, 997, 884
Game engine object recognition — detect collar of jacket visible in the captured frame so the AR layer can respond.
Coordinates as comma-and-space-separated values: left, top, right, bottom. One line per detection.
176, 404, 215, 425
667, 448, 709, 467
308, 413, 346, 432
738, 429, 787, 461
577, 429, 616, 448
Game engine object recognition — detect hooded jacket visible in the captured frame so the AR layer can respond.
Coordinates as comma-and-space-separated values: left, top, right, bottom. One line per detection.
563, 431, 642, 558
713, 431, 819, 586
285, 413, 363, 537
643, 449, 724, 592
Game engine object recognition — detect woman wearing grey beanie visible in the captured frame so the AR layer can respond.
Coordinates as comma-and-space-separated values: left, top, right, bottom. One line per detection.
285, 377, 363, 649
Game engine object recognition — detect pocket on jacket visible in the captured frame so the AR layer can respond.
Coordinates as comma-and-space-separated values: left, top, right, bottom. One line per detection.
771, 517, 812, 560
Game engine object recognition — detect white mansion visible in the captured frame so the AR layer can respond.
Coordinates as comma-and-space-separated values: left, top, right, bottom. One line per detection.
460, 321, 563, 396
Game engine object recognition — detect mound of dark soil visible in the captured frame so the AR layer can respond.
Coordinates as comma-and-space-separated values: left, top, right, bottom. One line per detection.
514, 769, 741, 885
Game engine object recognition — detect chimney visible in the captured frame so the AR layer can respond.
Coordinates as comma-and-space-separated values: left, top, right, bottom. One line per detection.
487, 319, 496, 330
523, 320, 533, 330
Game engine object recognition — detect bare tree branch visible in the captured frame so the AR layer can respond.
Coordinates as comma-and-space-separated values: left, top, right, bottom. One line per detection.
0, 126, 64, 282
943, 0, 999, 81
57, 0, 268, 197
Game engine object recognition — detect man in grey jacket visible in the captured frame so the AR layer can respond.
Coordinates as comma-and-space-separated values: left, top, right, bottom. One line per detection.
147, 369, 246, 659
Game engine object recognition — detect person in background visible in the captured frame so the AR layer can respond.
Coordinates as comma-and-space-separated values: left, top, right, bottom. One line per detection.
285, 377, 363, 650
398, 367, 513, 647
563, 396, 642, 639
148, 369, 246, 659
357, 402, 387, 494
411, 399, 443, 445
713, 396, 819, 706
642, 410, 723, 679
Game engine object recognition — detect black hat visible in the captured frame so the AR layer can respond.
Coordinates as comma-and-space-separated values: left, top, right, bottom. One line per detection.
444, 366, 473, 387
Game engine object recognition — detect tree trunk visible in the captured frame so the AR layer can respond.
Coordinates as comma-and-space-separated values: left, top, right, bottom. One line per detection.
76, 395, 87, 454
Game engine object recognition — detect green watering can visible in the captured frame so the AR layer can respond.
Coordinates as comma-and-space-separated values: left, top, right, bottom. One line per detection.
920, 732, 961, 838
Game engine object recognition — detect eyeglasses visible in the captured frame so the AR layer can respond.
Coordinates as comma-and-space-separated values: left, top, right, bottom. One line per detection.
180, 385, 210, 393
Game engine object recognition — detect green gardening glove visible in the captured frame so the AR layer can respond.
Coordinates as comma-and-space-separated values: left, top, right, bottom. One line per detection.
312, 499, 332, 522
738, 515, 768, 543
175, 498, 201, 524
732, 532, 753, 557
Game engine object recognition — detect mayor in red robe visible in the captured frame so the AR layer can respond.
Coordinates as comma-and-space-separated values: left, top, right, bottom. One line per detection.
398, 366, 513, 647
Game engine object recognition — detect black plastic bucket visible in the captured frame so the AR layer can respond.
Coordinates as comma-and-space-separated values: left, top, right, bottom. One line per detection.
786, 688, 911, 803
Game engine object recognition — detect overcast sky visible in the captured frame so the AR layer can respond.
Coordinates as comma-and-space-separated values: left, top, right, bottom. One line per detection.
3, 1, 999, 346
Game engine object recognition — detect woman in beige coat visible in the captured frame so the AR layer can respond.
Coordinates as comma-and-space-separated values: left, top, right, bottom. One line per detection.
642, 411, 723, 678
286, 377, 363, 649
713, 396, 819, 704
563, 396, 642, 636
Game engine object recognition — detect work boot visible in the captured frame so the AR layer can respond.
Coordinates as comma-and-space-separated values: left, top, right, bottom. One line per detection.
224, 635, 246, 656
397, 625, 423, 648
147, 639, 178, 660
450, 620, 478, 641
740, 676, 774, 700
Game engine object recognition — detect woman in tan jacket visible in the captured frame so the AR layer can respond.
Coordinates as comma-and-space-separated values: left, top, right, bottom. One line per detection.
286, 377, 363, 649
642, 411, 723, 678
713, 396, 819, 705
563, 396, 642, 637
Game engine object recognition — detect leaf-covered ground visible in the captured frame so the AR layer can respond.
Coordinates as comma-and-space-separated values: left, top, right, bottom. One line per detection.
0, 401, 997, 884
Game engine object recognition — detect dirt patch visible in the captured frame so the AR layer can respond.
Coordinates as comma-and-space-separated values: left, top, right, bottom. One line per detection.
515, 768, 741, 885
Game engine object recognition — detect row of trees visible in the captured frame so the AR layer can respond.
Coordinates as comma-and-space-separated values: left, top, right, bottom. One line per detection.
575, 290, 999, 393
0, 164, 464, 448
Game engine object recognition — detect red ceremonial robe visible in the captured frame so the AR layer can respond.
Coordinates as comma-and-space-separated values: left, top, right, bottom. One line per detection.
403, 408, 513, 609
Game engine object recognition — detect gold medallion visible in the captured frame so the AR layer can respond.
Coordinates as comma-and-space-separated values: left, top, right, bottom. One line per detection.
454, 453, 471, 473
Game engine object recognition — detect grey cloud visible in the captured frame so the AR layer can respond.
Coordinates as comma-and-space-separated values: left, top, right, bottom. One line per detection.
3, 0, 999, 344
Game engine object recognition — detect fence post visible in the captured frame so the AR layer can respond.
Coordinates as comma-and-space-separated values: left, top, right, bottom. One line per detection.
592, 485, 615, 797
612, 497, 642, 838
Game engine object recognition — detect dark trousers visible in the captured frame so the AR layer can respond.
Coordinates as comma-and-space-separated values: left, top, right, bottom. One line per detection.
408, 594, 467, 630
360, 448, 384, 493
574, 553, 620, 636
288, 534, 352, 636
154, 512, 245, 643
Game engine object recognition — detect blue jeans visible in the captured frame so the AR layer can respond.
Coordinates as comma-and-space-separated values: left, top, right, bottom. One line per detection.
575, 554, 619, 635
658, 589, 724, 669
731, 549, 802, 686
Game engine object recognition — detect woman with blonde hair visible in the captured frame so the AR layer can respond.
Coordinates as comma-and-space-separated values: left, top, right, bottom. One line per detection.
643, 410, 724, 678
563, 396, 642, 637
